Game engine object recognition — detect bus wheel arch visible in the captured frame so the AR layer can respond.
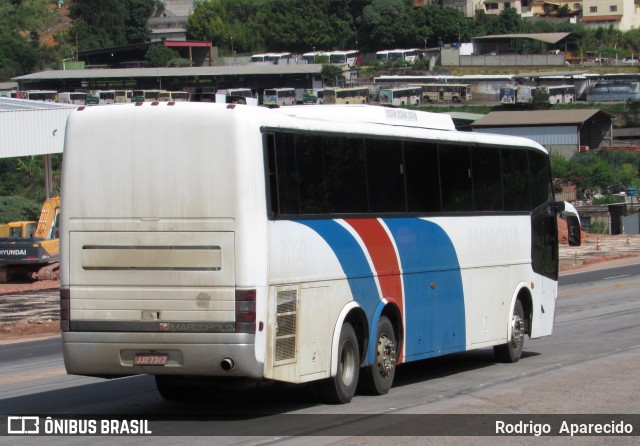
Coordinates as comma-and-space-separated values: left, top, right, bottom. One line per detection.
359, 303, 402, 395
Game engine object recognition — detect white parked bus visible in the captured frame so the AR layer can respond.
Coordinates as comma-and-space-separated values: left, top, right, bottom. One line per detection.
302, 51, 326, 64
57, 92, 87, 105
263, 88, 296, 106
379, 86, 422, 106
413, 83, 472, 103
376, 49, 424, 63
323, 87, 369, 104
60, 103, 577, 404
88, 90, 116, 105
250, 52, 292, 64
543, 85, 575, 104
327, 50, 360, 67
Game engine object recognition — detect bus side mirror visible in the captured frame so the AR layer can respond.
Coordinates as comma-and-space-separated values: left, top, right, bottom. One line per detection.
556, 201, 582, 247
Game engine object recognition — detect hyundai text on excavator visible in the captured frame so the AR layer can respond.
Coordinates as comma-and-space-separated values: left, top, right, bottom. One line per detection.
0, 195, 60, 281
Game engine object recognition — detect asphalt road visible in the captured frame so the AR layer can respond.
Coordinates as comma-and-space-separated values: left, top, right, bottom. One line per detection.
0, 264, 638, 445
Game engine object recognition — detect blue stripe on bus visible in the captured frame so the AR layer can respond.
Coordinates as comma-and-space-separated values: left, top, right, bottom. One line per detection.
297, 218, 466, 363
295, 220, 381, 321
383, 218, 466, 359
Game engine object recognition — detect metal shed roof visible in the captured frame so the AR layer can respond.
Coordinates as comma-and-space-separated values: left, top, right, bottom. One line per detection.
13, 64, 323, 82
0, 98, 76, 158
471, 109, 614, 128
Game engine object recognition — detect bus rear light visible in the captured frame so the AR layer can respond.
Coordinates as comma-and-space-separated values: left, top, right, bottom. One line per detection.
60, 288, 70, 332
235, 289, 256, 333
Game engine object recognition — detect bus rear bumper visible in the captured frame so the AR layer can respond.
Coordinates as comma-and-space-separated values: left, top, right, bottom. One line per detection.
62, 332, 264, 379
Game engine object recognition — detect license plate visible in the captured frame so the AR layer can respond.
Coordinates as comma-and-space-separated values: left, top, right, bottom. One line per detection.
134, 353, 168, 366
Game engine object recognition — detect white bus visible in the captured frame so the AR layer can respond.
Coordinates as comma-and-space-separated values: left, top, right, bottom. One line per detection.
89, 90, 116, 105
379, 87, 422, 106
250, 52, 292, 64
413, 83, 472, 103
263, 88, 296, 106
57, 92, 87, 105
376, 49, 424, 64
24, 90, 57, 102
322, 87, 369, 104
543, 85, 575, 104
302, 51, 326, 64
327, 50, 360, 67
60, 103, 577, 404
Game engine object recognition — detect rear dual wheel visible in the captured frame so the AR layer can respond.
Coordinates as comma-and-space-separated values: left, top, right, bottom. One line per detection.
359, 316, 397, 395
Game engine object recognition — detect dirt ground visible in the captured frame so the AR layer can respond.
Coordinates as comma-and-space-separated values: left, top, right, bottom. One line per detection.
0, 280, 60, 342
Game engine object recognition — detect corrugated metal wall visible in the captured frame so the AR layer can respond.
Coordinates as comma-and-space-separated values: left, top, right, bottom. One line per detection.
0, 107, 74, 158
474, 125, 578, 146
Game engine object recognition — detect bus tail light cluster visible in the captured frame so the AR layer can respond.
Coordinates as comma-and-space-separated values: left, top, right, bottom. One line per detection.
235, 289, 256, 334
60, 288, 70, 332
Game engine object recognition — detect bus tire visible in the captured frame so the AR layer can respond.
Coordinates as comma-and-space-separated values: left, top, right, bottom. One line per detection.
452, 96, 460, 102
315, 322, 359, 404
494, 300, 525, 363
359, 316, 397, 395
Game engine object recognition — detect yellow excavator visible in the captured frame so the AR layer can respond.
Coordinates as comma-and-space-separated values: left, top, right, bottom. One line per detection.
0, 196, 60, 282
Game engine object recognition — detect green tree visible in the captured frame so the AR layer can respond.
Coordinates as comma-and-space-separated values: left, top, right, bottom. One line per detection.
0, 196, 42, 224
358, 0, 410, 51
144, 44, 179, 67
125, 0, 157, 43
69, 0, 127, 49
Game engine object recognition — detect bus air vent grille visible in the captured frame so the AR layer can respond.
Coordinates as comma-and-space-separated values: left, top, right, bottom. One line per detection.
275, 288, 297, 363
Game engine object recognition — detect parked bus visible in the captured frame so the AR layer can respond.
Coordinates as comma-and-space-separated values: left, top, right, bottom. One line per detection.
413, 83, 472, 103
250, 52, 292, 64
216, 88, 253, 98
170, 91, 190, 102
24, 90, 57, 102
57, 92, 87, 105
263, 88, 296, 106
543, 85, 575, 104
500, 85, 574, 105
327, 50, 360, 67
376, 49, 424, 64
114, 90, 133, 103
60, 102, 577, 404
379, 86, 422, 106
88, 90, 116, 105
322, 87, 369, 104
302, 51, 326, 64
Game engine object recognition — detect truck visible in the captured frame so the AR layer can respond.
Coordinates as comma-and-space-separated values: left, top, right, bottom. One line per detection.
0, 196, 61, 281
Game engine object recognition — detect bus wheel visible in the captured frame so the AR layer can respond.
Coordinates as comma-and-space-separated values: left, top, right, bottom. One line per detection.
494, 300, 525, 363
359, 316, 396, 395
315, 322, 359, 404
452, 96, 460, 102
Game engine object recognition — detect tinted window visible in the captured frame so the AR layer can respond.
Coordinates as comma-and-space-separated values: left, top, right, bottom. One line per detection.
529, 150, 552, 209
366, 139, 405, 212
440, 144, 473, 212
472, 146, 503, 211
404, 141, 441, 212
502, 149, 530, 211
